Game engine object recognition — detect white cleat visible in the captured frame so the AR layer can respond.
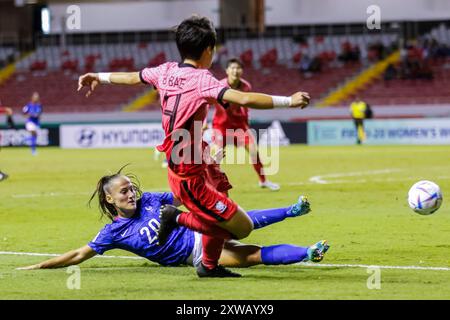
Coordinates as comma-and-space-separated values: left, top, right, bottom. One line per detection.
259, 180, 280, 191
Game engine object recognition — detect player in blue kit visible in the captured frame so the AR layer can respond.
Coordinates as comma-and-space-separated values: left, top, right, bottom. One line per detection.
17, 169, 329, 271
22, 92, 42, 155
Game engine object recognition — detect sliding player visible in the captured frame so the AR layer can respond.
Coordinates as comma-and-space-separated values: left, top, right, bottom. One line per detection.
17, 170, 328, 271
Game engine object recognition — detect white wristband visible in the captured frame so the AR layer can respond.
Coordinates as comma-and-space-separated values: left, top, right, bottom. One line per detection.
98, 72, 111, 84
271, 95, 291, 108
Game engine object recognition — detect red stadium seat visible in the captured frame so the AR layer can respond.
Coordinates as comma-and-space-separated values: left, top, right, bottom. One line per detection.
292, 51, 302, 64
240, 49, 253, 67
148, 52, 166, 67
30, 60, 47, 71
260, 49, 278, 68
61, 59, 78, 72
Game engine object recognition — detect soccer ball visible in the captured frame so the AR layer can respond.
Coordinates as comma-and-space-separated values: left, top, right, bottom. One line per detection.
407, 180, 443, 215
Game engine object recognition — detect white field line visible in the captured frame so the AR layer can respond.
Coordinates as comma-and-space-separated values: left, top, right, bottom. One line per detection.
2, 251, 449, 271
286, 176, 450, 186
11, 192, 90, 199
309, 169, 403, 185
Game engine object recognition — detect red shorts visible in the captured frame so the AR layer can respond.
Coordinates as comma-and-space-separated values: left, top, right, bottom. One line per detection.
206, 163, 233, 194
167, 169, 238, 223
212, 126, 254, 147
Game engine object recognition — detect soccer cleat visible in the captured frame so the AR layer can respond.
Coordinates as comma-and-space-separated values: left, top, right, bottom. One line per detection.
286, 195, 311, 217
0, 171, 9, 182
157, 205, 181, 246
259, 180, 280, 191
305, 240, 330, 263
196, 263, 242, 278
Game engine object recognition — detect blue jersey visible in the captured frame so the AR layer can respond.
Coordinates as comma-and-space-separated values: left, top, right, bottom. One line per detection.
22, 103, 42, 125
88, 192, 195, 266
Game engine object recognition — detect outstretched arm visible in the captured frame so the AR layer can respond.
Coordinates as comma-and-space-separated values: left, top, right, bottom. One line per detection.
0, 107, 13, 115
222, 89, 310, 110
17, 245, 97, 270
77, 72, 141, 97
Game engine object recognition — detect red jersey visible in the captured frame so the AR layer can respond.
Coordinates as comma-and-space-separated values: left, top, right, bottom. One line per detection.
212, 78, 251, 130
140, 62, 229, 177
0, 106, 7, 114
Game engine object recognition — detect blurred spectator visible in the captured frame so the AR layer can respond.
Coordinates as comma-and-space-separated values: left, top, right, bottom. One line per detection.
338, 41, 360, 63
299, 54, 312, 73
349, 96, 372, 145
384, 63, 397, 81
367, 42, 386, 62
299, 54, 322, 77
399, 43, 433, 80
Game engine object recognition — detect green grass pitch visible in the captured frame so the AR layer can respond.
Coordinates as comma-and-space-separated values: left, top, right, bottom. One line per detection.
0, 145, 449, 299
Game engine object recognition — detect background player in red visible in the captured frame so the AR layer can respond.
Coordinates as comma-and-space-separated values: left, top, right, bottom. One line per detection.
212, 58, 280, 191
0, 101, 15, 181
77, 15, 310, 278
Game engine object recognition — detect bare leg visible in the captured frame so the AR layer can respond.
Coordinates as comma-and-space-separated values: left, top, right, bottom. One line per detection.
219, 240, 262, 267
217, 206, 254, 240
245, 137, 266, 183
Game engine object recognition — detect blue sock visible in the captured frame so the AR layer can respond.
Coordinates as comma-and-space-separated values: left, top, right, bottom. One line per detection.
247, 207, 289, 229
261, 244, 308, 265
31, 136, 37, 153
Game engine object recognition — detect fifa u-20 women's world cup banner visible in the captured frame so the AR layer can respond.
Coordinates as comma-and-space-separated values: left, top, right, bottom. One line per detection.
307, 119, 450, 145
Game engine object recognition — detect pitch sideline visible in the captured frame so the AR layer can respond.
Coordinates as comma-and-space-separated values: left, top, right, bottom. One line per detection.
1, 251, 449, 271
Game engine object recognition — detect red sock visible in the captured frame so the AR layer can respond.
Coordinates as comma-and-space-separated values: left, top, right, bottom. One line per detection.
201, 235, 225, 269
252, 152, 266, 183
177, 211, 233, 239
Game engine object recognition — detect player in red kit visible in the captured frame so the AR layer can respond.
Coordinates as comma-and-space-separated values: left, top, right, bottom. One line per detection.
0, 101, 15, 181
212, 58, 280, 191
77, 15, 310, 278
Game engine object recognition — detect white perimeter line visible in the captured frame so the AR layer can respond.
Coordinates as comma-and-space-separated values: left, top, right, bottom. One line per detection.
286, 176, 450, 186
2, 251, 449, 271
11, 192, 90, 199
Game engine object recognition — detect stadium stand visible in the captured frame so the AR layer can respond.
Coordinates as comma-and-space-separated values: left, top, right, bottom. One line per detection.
0, 70, 147, 113
339, 24, 450, 106
3, 26, 450, 113
1, 32, 398, 113
0, 46, 17, 68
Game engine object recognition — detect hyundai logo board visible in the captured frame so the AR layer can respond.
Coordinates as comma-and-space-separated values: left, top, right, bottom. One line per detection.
60, 124, 164, 148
